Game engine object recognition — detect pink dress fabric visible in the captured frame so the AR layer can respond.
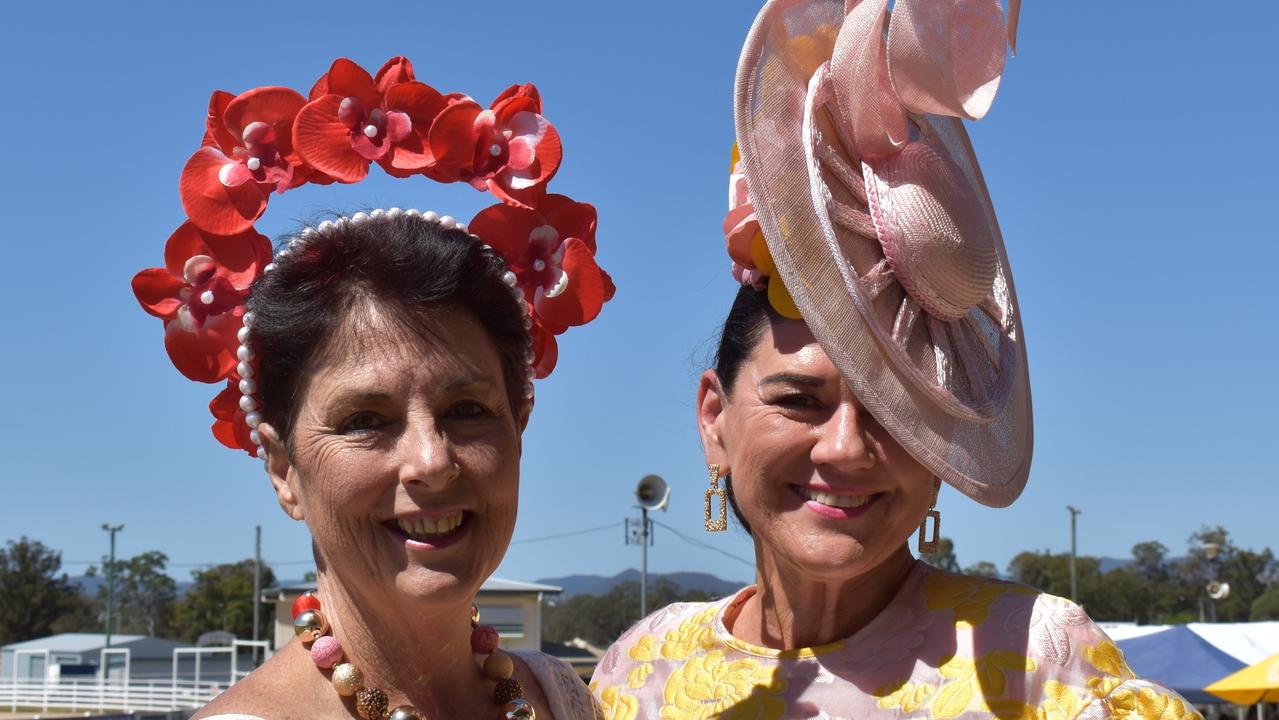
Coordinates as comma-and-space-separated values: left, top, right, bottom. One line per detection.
590, 562, 1200, 719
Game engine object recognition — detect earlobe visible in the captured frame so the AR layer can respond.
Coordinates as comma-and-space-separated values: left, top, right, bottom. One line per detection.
259, 423, 304, 521
696, 370, 730, 472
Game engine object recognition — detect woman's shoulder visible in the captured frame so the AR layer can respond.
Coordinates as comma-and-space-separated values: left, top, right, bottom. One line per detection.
917, 566, 1201, 716
590, 595, 737, 686
508, 649, 600, 720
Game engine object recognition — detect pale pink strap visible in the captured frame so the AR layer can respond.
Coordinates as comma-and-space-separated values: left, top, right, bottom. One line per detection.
887, 0, 1008, 120
829, 0, 1016, 158
829, 0, 908, 160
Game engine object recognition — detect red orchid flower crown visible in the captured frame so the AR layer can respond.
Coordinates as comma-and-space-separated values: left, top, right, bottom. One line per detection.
132, 56, 615, 458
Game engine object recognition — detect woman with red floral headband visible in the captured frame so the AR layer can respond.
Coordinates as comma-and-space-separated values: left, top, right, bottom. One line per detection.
590, 1, 1200, 718
132, 57, 609, 720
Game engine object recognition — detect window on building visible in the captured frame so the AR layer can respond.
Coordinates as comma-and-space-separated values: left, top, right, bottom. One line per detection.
476, 605, 524, 637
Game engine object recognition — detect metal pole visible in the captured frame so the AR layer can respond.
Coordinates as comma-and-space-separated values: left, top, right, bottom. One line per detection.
640, 507, 649, 619
1066, 507, 1080, 603
101, 524, 124, 648
252, 526, 262, 645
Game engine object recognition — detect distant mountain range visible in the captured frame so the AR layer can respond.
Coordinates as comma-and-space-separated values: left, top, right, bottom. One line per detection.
536, 569, 744, 599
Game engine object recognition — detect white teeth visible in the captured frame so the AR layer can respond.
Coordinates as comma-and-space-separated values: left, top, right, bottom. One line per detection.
396, 512, 464, 539
799, 488, 871, 509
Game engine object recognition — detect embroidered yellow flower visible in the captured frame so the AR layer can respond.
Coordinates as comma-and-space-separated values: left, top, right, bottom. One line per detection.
660, 650, 787, 720
659, 605, 720, 661
875, 678, 936, 712
1036, 680, 1084, 720
923, 572, 1033, 627
596, 684, 639, 720
930, 651, 1038, 719
1084, 639, 1137, 699
1105, 682, 1200, 720
976, 650, 1038, 697
627, 635, 657, 689
964, 681, 1086, 720
1085, 640, 1135, 677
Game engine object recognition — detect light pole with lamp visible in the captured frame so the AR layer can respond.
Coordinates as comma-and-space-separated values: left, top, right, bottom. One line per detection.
101, 523, 125, 648
1066, 507, 1081, 603
627, 475, 671, 619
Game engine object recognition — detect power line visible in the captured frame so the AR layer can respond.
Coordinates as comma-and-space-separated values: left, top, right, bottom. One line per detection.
60, 522, 628, 569
510, 522, 623, 545
651, 519, 756, 570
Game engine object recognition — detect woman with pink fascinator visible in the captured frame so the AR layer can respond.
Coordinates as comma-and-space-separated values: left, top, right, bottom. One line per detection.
590, 1, 1200, 718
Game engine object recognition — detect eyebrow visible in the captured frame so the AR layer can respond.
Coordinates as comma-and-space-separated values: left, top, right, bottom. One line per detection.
757, 372, 827, 389
329, 375, 501, 404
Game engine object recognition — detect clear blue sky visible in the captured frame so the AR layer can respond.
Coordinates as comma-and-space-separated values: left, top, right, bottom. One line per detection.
2, 1, 1275, 588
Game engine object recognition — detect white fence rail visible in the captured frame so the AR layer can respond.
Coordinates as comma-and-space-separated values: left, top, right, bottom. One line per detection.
0, 678, 223, 713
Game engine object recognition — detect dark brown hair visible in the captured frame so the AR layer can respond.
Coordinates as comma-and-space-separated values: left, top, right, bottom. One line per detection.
247, 213, 529, 445
711, 284, 784, 535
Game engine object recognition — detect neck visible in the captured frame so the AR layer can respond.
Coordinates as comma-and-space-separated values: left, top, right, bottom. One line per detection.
315, 573, 491, 716
732, 543, 916, 649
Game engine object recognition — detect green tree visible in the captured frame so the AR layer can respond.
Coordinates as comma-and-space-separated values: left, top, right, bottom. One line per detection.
920, 537, 960, 573
964, 561, 1001, 579
1176, 526, 1277, 622
1130, 541, 1171, 584
171, 560, 275, 642
1252, 587, 1279, 620
96, 551, 177, 637
542, 579, 711, 647
1005, 551, 1148, 620
0, 538, 86, 644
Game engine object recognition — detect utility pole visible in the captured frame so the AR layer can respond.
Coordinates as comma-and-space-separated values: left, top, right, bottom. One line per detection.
627, 475, 670, 622
101, 524, 125, 647
252, 525, 262, 647
1066, 507, 1081, 603
640, 507, 650, 618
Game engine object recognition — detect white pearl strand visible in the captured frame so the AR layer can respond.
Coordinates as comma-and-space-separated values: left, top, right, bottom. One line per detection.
239, 208, 538, 462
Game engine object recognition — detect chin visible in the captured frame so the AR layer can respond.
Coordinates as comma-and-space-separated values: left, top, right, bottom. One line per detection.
393, 564, 486, 606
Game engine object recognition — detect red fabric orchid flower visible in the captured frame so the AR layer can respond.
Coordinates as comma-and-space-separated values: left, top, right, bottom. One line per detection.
529, 318, 560, 380
180, 88, 308, 235
210, 378, 257, 456
131, 222, 271, 383
429, 84, 562, 208
293, 57, 448, 183
469, 194, 614, 330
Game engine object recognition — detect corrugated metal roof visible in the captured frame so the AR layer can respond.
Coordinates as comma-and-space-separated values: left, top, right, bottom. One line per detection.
266, 575, 562, 596
2, 633, 147, 652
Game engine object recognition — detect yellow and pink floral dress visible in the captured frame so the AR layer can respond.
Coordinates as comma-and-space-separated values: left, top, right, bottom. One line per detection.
590, 563, 1200, 719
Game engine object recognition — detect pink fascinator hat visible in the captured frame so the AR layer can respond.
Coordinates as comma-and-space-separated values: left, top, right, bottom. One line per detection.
732, 0, 1031, 506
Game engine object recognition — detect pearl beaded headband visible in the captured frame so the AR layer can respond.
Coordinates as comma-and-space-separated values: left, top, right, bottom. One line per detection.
234, 207, 539, 460
132, 56, 614, 458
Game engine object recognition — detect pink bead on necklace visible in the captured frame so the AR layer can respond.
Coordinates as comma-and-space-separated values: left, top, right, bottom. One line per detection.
291, 591, 536, 719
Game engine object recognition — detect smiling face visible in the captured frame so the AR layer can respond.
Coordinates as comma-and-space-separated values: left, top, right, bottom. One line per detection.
263, 300, 526, 608
698, 316, 935, 581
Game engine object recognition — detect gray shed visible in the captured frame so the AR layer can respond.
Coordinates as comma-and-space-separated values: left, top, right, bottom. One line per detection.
1, 633, 192, 681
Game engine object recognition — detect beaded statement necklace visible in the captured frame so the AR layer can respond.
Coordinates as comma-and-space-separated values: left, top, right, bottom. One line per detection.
292, 592, 536, 719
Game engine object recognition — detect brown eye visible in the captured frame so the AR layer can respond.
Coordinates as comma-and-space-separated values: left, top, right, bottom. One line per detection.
341, 412, 384, 434
448, 400, 495, 419
774, 394, 821, 410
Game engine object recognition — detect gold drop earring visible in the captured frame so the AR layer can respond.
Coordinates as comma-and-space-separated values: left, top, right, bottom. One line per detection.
917, 481, 941, 554
704, 464, 728, 533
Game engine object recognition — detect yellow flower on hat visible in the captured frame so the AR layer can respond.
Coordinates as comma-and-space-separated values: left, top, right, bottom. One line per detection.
724, 145, 803, 320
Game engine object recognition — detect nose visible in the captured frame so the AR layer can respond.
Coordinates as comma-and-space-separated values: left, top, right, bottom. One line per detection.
810, 400, 877, 472
396, 414, 460, 490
